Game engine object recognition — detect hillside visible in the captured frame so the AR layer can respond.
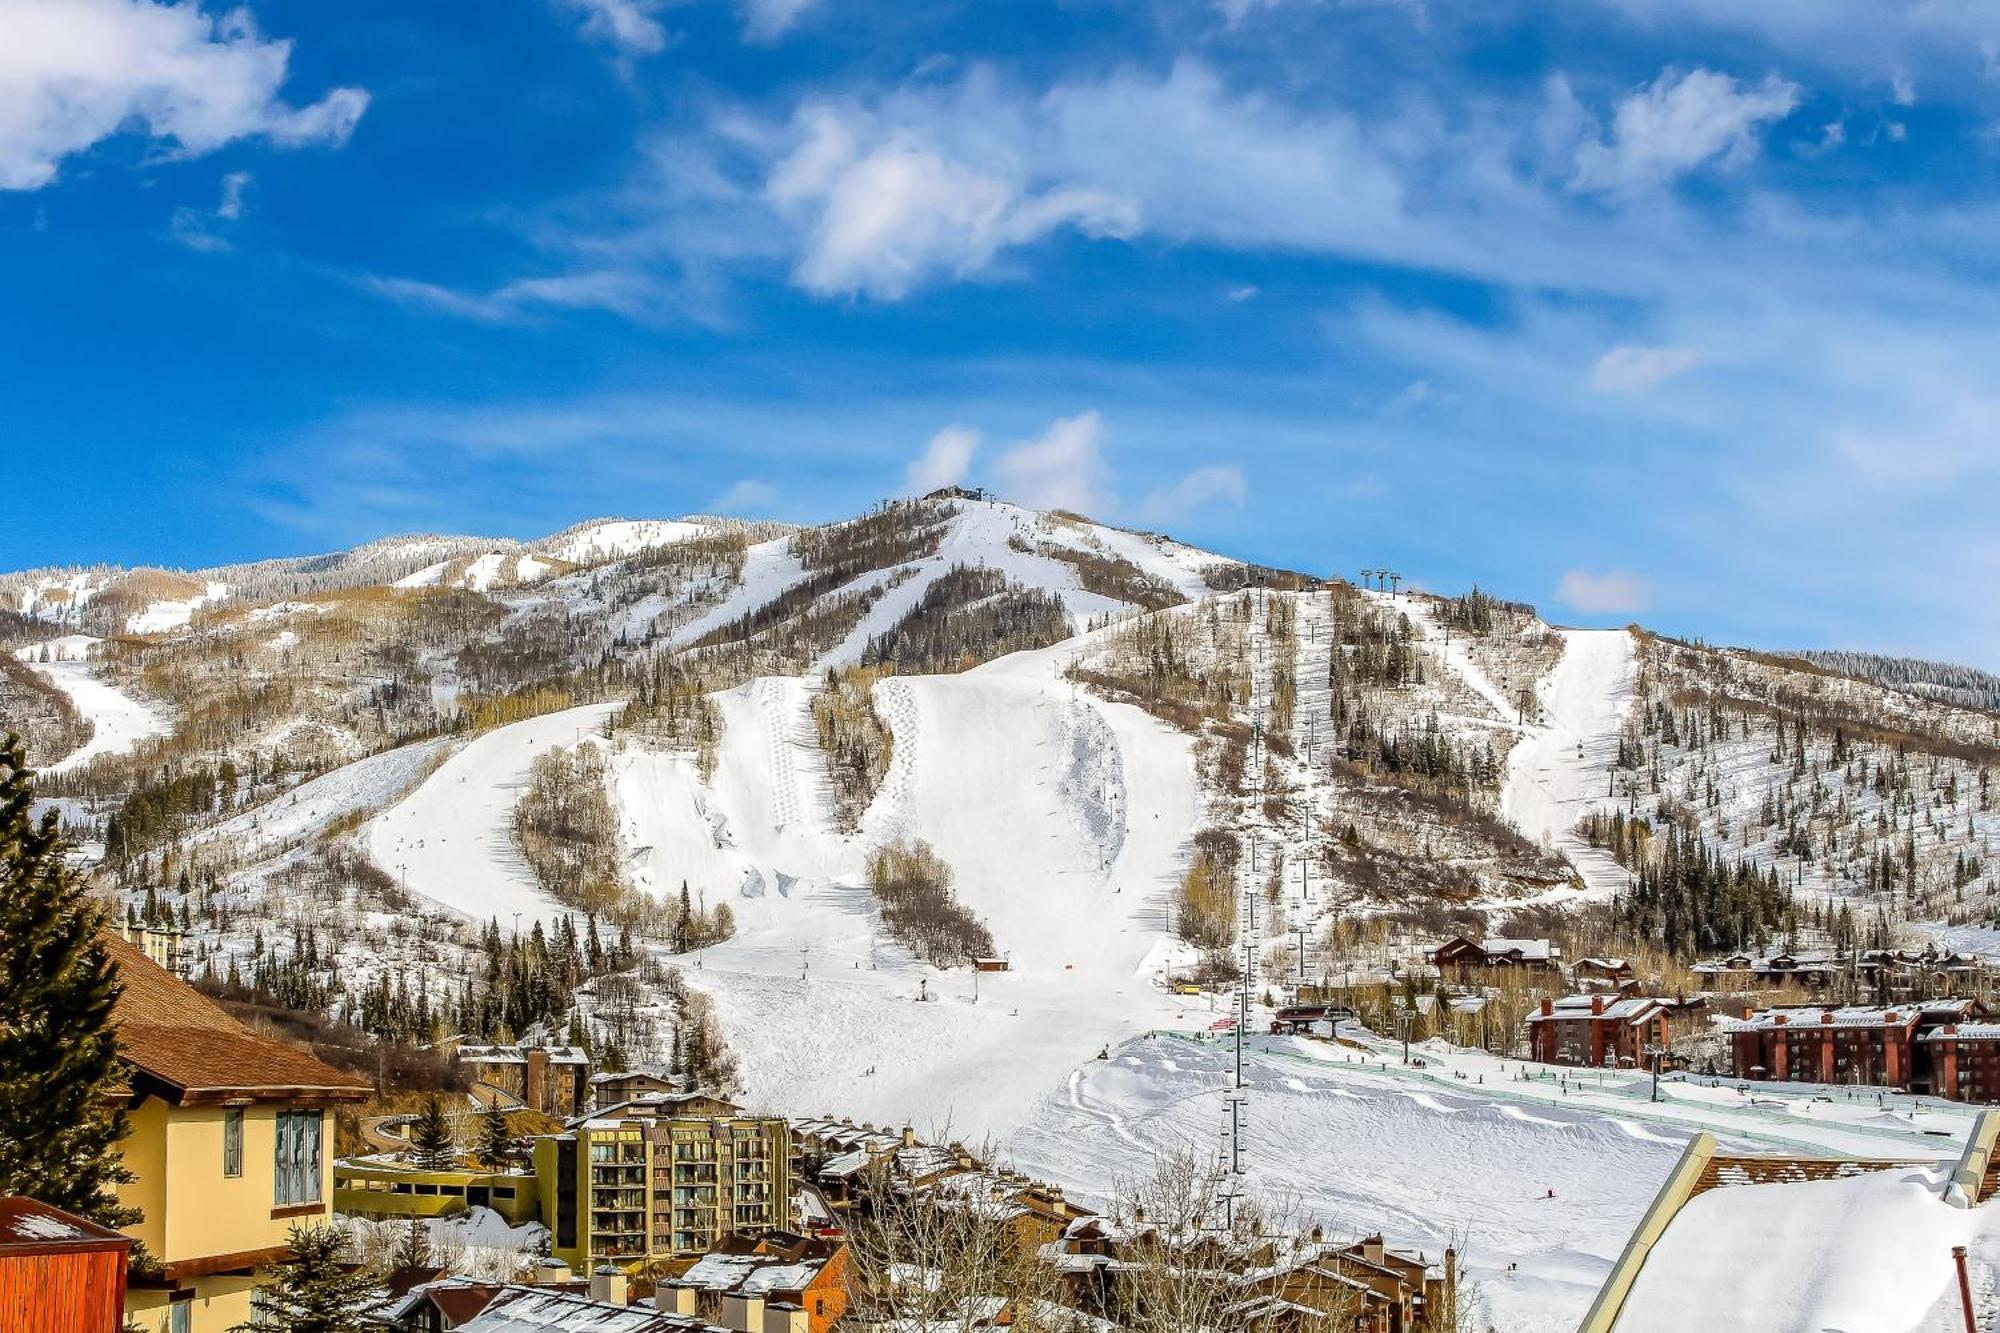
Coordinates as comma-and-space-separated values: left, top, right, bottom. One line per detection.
10, 492, 2000, 1328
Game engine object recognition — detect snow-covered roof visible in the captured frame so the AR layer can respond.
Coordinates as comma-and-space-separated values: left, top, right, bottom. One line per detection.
673, 1252, 826, 1297
1613, 1165, 1982, 1333
1727, 999, 1978, 1033
1482, 937, 1557, 960
450, 1284, 727, 1332
1527, 995, 1671, 1024
1920, 1024, 2000, 1042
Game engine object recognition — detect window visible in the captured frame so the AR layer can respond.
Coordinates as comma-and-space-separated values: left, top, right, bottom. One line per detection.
223, 1107, 243, 1178
167, 1300, 191, 1333
274, 1109, 323, 1207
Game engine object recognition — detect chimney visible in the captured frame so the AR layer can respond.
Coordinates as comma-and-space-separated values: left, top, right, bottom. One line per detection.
901, 1125, 917, 1148
1539, 996, 1554, 1017
526, 1047, 550, 1114
1741, 1005, 1753, 1021
591, 1265, 629, 1306
533, 1258, 572, 1286
657, 1284, 697, 1316
1363, 1235, 1385, 1266
722, 1293, 766, 1332
1822, 1011, 1835, 1025
1590, 995, 1605, 1016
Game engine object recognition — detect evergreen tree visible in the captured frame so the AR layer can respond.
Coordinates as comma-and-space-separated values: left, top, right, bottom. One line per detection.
0, 735, 138, 1229
236, 1223, 380, 1332
477, 1104, 513, 1168
390, 1216, 432, 1274
408, 1096, 456, 1170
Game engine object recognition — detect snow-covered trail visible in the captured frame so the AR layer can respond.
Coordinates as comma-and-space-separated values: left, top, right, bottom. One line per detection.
19, 655, 173, 773
608, 636, 1204, 1140
1501, 629, 1638, 899
361, 702, 620, 929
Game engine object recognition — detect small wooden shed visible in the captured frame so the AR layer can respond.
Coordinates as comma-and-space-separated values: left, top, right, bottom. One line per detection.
0, 1195, 133, 1333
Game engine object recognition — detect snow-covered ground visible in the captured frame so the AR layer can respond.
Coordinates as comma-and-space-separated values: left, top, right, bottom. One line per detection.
361, 703, 621, 929
1500, 629, 1638, 900
126, 580, 227, 634
615, 636, 1204, 1139
196, 737, 455, 858
19, 652, 173, 773
540, 518, 712, 565
1006, 1024, 1976, 1333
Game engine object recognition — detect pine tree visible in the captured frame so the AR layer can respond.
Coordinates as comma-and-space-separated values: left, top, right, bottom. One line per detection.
408, 1095, 456, 1170
236, 1223, 380, 1332
391, 1216, 432, 1274
478, 1104, 513, 1168
0, 735, 138, 1229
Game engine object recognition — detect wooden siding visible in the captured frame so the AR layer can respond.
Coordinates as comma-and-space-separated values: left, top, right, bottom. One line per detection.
0, 1247, 128, 1333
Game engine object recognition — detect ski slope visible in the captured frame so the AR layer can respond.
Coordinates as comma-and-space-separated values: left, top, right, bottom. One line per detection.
1501, 629, 1638, 899
597, 634, 1205, 1139
19, 654, 173, 773
361, 702, 621, 929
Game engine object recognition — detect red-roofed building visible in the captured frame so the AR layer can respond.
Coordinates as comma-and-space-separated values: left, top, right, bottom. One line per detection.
1526, 994, 1673, 1068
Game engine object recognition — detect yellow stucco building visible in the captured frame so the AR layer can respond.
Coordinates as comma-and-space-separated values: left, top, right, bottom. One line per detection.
103, 933, 372, 1333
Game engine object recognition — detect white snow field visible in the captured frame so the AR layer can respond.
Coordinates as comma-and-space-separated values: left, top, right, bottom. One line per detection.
1006, 1026, 1976, 1333
541, 518, 712, 565
19, 650, 173, 773
361, 702, 621, 929
1500, 628, 1638, 900
197, 736, 455, 858
614, 637, 1206, 1139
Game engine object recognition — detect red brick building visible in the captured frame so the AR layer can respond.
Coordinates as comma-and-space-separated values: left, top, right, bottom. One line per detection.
0, 1196, 133, 1333
1525, 994, 1672, 1067
1920, 1024, 2000, 1103
1728, 999, 1984, 1092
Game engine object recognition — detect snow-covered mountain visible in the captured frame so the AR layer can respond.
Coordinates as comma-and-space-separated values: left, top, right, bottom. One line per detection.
11, 490, 2000, 1329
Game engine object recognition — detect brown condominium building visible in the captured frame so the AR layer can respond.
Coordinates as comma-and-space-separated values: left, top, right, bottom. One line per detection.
1525, 994, 1674, 1068
1727, 998, 1985, 1094
104, 931, 373, 1333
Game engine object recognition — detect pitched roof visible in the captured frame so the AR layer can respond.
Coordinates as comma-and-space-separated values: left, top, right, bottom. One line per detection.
0, 1196, 132, 1253
103, 932, 371, 1105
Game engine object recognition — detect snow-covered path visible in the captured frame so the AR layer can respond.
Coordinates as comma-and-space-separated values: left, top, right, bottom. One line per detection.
19, 654, 173, 773
1500, 629, 1638, 899
362, 702, 620, 929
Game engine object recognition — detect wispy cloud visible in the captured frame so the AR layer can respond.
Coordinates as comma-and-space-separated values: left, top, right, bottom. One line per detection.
1558, 569, 1651, 615
906, 425, 979, 494
993, 411, 1112, 514
552, 0, 670, 56
1135, 465, 1248, 525
1590, 344, 1702, 393
711, 478, 778, 512
1571, 68, 1800, 196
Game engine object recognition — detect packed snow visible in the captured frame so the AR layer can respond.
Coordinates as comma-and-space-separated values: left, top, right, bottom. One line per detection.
19, 651, 172, 773
126, 579, 227, 634
540, 518, 712, 565
12, 634, 99, 663
1501, 629, 1639, 900
361, 703, 621, 929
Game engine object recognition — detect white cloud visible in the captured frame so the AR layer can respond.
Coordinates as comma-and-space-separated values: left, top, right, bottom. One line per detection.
367, 270, 670, 323
1226, 284, 1260, 303
1589, 343, 1702, 393
711, 478, 778, 513
0, 0, 368, 191
767, 107, 1137, 300
170, 168, 252, 251
906, 425, 979, 494
1557, 569, 1652, 615
994, 411, 1112, 515
553, 0, 669, 55
1573, 68, 1800, 195
741, 0, 819, 41
1135, 465, 1247, 525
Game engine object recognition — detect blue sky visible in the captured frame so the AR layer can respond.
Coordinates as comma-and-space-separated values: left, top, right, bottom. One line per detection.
4, 0, 1999, 668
